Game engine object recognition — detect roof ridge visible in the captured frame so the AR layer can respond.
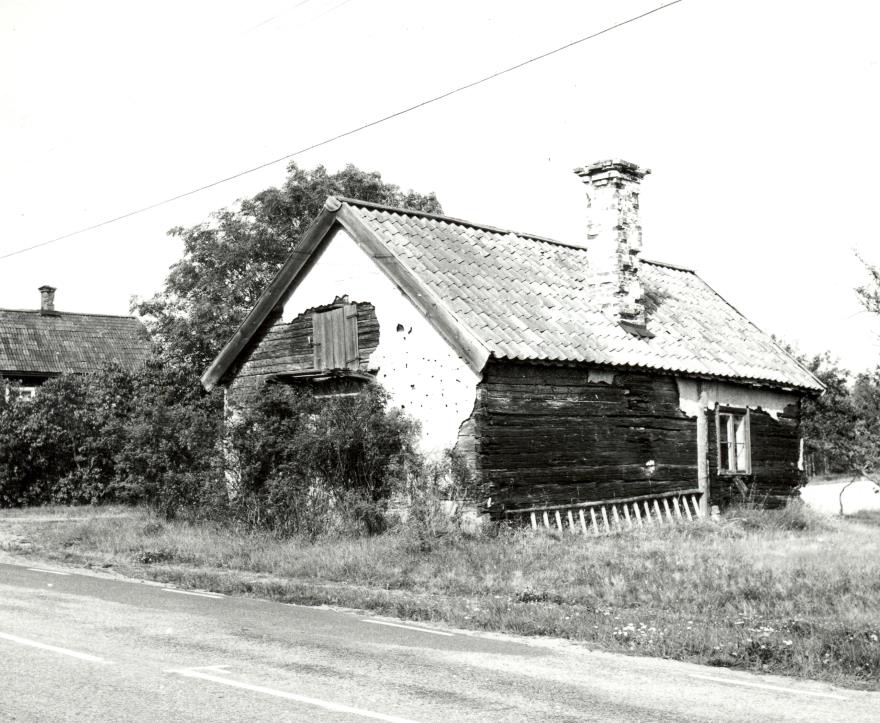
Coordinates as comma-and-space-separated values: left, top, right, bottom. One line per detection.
335, 196, 586, 251
339, 199, 708, 269
0, 308, 141, 321
641, 258, 696, 273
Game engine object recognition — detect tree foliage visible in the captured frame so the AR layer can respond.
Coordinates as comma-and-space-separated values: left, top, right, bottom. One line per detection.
856, 255, 880, 316
135, 163, 443, 374
848, 368, 880, 474
794, 348, 880, 479
0, 162, 439, 532
799, 352, 858, 473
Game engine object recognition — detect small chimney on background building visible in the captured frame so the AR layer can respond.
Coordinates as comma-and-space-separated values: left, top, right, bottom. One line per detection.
39, 285, 57, 315
574, 160, 651, 333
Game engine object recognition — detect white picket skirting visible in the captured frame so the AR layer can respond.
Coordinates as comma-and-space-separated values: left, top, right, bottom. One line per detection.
505, 489, 704, 535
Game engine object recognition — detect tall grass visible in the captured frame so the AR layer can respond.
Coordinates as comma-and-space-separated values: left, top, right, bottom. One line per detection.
2, 502, 878, 689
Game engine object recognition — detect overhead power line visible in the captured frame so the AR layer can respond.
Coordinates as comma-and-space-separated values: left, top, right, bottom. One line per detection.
1, 0, 684, 262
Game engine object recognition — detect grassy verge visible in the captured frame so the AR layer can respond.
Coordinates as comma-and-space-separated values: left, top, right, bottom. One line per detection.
1, 503, 878, 690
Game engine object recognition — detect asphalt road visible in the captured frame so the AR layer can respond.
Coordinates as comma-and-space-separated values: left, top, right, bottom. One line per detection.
0, 562, 875, 722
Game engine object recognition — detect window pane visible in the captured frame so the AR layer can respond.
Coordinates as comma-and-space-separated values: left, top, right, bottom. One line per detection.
734, 415, 746, 445
734, 417, 748, 470
719, 414, 730, 444
720, 441, 729, 470
734, 443, 746, 471
719, 412, 749, 472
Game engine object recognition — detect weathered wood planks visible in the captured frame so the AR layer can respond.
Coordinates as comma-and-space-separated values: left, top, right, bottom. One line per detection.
474, 362, 698, 512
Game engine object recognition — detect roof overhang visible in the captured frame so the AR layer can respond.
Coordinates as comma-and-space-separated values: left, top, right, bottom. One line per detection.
200, 198, 490, 391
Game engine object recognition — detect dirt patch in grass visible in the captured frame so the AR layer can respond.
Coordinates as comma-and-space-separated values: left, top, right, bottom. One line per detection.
1, 503, 878, 690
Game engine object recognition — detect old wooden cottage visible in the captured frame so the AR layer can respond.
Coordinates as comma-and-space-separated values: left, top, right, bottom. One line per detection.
0, 286, 151, 398
202, 160, 822, 527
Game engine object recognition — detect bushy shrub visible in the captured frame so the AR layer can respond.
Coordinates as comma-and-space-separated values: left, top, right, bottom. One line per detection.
396, 448, 478, 550
228, 383, 420, 537
0, 365, 424, 536
110, 358, 223, 516
0, 361, 223, 513
0, 370, 133, 506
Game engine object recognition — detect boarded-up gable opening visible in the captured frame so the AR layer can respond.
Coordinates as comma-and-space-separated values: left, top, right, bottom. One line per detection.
313, 303, 359, 371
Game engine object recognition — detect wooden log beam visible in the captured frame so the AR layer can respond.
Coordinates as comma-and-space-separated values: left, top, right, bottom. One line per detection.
697, 386, 710, 518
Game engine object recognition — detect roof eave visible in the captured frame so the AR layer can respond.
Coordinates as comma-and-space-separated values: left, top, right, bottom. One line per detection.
489, 355, 823, 395
335, 203, 490, 374
201, 205, 339, 391
201, 198, 492, 391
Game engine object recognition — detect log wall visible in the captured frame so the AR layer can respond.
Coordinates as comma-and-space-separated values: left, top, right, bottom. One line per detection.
226, 302, 379, 411
473, 361, 698, 510
707, 403, 802, 507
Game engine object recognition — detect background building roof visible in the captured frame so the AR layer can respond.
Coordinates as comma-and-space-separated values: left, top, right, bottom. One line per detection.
0, 309, 151, 377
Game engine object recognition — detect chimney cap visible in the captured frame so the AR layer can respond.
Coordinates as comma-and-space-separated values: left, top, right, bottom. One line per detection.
574, 159, 651, 184
38, 284, 57, 292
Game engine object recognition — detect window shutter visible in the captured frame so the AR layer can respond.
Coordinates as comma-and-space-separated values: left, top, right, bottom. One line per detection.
312, 305, 358, 370
342, 304, 359, 370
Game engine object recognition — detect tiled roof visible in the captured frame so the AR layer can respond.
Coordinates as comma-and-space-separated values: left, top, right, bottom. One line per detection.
342, 200, 822, 392
0, 309, 151, 376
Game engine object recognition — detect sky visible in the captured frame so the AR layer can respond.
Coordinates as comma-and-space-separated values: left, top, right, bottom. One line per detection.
1, 0, 879, 373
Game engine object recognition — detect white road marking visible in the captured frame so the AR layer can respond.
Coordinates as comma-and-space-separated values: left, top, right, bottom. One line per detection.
689, 674, 848, 701
0, 632, 111, 664
162, 588, 224, 599
27, 568, 70, 576
363, 620, 453, 637
169, 667, 419, 722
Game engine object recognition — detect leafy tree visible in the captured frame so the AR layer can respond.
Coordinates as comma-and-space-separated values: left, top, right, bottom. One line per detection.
799, 352, 858, 474
848, 368, 880, 472
856, 255, 880, 315
135, 163, 442, 374
828, 367, 880, 513
110, 358, 223, 516
0, 364, 222, 511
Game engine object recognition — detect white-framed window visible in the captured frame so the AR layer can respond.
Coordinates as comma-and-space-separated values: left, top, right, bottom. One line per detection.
3, 384, 37, 402
717, 408, 750, 474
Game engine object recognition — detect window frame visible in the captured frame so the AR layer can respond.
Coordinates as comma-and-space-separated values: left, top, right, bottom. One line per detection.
3, 383, 37, 403
715, 406, 751, 475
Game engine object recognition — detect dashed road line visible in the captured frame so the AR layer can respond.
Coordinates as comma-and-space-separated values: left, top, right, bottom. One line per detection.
363, 620, 454, 637
162, 588, 224, 599
169, 666, 419, 722
689, 673, 848, 701
0, 631, 112, 664
27, 568, 70, 576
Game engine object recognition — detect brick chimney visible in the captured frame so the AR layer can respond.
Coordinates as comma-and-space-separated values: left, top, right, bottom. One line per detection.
574, 160, 651, 332
39, 285, 57, 315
